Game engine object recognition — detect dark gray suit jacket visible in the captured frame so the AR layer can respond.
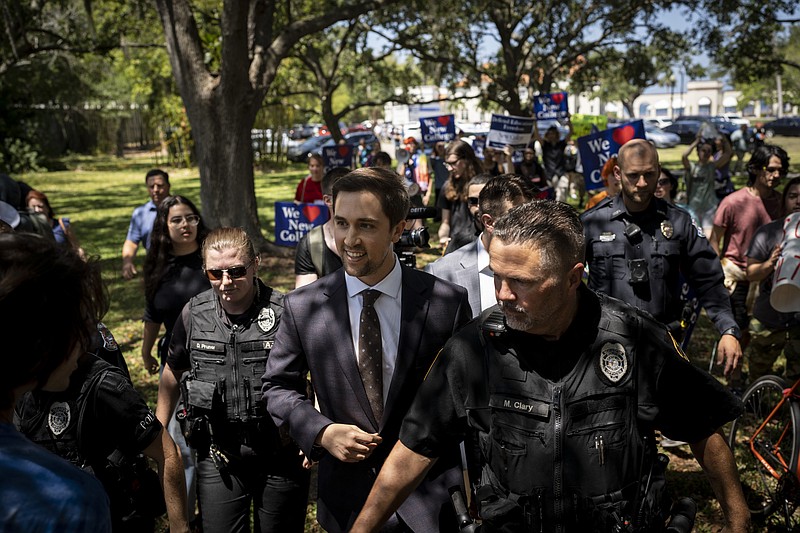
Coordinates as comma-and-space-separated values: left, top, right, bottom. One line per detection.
263, 265, 471, 532
425, 238, 483, 318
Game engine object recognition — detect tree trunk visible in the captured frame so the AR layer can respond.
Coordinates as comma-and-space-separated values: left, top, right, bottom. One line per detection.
188, 94, 292, 256
321, 95, 344, 143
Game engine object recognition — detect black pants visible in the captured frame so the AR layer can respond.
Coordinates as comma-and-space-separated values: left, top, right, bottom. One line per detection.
196, 451, 309, 533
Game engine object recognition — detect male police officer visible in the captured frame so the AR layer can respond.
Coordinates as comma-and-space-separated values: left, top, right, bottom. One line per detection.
349, 200, 750, 533
582, 139, 742, 376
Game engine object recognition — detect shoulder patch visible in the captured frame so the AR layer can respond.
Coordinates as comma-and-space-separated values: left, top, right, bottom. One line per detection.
596, 342, 629, 385
96, 322, 118, 351
257, 307, 277, 334
691, 219, 706, 238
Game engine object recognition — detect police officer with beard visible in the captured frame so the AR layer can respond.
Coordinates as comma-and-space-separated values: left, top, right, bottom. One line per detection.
348, 200, 750, 533
581, 140, 742, 377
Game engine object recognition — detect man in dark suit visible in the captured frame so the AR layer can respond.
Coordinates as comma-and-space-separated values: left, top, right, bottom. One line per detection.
263, 167, 472, 533
425, 174, 537, 317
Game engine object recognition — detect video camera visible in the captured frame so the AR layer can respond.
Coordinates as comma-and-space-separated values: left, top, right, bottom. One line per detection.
396, 206, 436, 269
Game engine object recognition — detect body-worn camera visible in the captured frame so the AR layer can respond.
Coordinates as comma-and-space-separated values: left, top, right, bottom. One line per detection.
396, 207, 436, 268
628, 258, 649, 284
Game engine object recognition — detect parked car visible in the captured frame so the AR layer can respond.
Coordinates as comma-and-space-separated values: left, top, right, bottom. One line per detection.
645, 118, 673, 129
644, 124, 681, 148
288, 123, 315, 140
676, 115, 738, 137
663, 120, 702, 144
721, 114, 750, 126
764, 117, 800, 137
287, 134, 331, 162
312, 131, 379, 157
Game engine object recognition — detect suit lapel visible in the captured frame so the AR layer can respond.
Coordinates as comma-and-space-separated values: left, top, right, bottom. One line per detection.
384, 267, 429, 425
324, 272, 378, 427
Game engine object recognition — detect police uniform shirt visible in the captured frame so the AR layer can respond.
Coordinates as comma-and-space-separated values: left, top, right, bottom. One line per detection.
399, 285, 742, 460
15, 355, 162, 461
581, 194, 736, 335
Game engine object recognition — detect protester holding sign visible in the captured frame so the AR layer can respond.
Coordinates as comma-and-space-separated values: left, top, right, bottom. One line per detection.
294, 154, 325, 204
533, 118, 573, 202
681, 133, 732, 237
437, 140, 482, 254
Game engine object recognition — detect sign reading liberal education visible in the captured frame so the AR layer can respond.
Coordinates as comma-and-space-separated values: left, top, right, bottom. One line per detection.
486, 114, 535, 150
577, 120, 646, 192
274, 201, 329, 247
322, 145, 354, 172
420, 114, 456, 144
534, 92, 569, 120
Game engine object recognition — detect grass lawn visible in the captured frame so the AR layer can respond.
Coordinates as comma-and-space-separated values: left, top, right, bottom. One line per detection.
16, 135, 800, 532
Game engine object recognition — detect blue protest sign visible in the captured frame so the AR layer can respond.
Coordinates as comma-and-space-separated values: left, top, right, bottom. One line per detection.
486, 114, 535, 150
274, 201, 329, 247
471, 137, 486, 160
577, 120, 646, 191
420, 114, 456, 144
322, 145, 354, 172
534, 92, 569, 120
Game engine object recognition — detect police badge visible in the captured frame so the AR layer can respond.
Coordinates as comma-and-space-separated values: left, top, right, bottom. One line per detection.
599, 342, 628, 384
48, 401, 71, 436
257, 307, 276, 334
660, 220, 674, 239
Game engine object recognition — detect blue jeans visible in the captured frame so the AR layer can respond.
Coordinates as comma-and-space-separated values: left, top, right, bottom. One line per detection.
196, 450, 309, 533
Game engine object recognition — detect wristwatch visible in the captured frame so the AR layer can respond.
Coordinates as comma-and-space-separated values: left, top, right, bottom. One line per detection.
721, 326, 742, 340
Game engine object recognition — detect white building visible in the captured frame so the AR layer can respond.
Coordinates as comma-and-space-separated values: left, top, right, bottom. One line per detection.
383, 79, 793, 128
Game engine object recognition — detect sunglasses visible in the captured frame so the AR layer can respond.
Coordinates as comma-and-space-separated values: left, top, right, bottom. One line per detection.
168, 214, 200, 227
205, 262, 253, 281
657, 178, 670, 187
468, 196, 480, 206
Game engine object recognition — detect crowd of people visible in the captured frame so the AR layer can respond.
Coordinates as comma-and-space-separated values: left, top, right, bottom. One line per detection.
0, 122, 795, 533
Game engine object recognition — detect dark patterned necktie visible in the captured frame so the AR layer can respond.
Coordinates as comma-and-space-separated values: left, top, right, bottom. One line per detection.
358, 289, 383, 422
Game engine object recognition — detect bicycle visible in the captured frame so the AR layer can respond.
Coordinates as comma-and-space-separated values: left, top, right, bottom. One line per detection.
728, 375, 800, 530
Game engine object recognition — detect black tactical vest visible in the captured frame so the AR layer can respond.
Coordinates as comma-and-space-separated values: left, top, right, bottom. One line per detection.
473, 295, 666, 533
181, 281, 285, 451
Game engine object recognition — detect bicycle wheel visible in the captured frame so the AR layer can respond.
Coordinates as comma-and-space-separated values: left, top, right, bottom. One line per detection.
728, 375, 800, 522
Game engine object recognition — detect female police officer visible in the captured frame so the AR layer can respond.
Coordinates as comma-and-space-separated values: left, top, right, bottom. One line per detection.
156, 227, 308, 532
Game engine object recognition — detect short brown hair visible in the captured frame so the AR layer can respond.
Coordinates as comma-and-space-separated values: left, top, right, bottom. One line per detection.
332, 167, 410, 227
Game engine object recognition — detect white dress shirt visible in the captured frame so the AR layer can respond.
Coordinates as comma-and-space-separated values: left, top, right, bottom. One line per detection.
344, 256, 403, 404
476, 236, 497, 312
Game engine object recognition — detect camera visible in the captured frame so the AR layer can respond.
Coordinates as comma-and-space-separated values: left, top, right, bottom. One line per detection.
396, 207, 436, 268
628, 258, 649, 284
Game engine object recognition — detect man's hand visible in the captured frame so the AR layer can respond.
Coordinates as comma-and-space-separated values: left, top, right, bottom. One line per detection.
317, 423, 382, 462
142, 352, 160, 375
716, 335, 743, 377
122, 260, 137, 280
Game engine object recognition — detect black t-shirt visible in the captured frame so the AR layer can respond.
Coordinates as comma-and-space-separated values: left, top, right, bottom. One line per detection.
144, 250, 210, 359
437, 194, 478, 254
294, 226, 343, 277
542, 139, 568, 179
400, 288, 742, 459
